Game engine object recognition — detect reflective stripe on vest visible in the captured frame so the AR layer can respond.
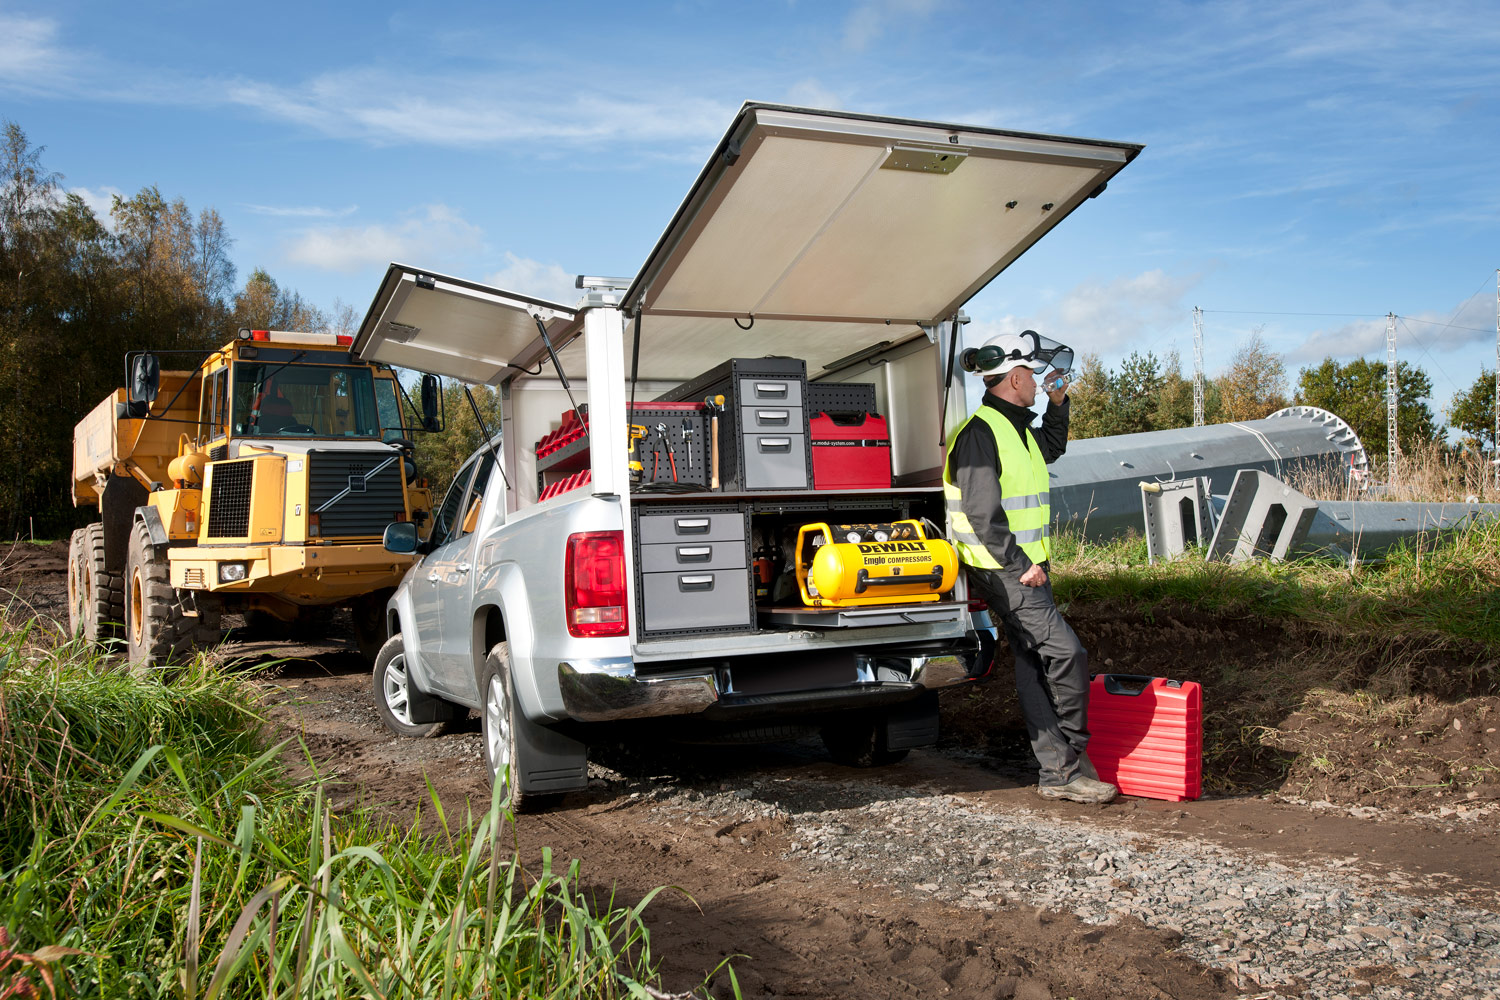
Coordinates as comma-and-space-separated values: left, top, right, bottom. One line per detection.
943, 406, 1053, 568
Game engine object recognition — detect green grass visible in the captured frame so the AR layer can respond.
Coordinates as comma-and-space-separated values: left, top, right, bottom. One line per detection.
1050, 519, 1500, 656
0, 618, 727, 999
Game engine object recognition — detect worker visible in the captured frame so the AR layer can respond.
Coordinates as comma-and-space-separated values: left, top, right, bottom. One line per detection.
944, 330, 1117, 804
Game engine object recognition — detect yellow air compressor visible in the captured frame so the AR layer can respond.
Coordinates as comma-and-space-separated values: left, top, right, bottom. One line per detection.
795, 520, 958, 608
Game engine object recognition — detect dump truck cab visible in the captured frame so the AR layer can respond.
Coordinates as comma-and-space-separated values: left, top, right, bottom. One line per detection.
69, 328, 441, 664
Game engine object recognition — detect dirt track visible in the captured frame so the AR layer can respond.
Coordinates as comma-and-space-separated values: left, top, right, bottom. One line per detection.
5, 539, 1499, 998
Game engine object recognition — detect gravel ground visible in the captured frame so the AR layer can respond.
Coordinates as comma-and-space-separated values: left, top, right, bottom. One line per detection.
646, 773, 1500, 999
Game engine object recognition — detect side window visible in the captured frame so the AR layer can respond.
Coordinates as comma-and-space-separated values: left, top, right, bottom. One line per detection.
203, 369, 228, 439
374, 378, 403, 442
430, 461, 478, 548
458, 454, 497, 537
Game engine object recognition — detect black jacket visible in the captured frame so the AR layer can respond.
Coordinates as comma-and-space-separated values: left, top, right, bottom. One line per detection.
946, 392, 1069, 573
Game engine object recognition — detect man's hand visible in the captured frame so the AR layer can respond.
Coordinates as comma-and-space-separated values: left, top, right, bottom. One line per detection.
1044, 368, 1068, 406
1019, 563, 1048, 587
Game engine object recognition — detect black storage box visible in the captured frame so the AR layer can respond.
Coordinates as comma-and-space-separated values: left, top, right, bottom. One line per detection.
658, 358, 813, 492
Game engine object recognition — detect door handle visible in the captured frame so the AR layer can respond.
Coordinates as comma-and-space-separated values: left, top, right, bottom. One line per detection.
426, 571, 441, 583
457, 563, 471, 573
757, 410, 790, 425
676, 546, 712, 561
758, 438, 792, 452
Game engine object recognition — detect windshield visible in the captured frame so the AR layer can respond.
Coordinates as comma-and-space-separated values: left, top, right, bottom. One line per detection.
232, 363, 382, 437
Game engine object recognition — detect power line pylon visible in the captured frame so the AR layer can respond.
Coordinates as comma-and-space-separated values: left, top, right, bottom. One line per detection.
1192, 306, 1205, 427
1386, 312, 1399, 482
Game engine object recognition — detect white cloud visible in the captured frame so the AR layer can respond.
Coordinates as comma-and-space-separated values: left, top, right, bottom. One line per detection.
283, 204, 483, 274
784, 78, 845, 111
1292, 291, 1498, 364
842, 0, 942, 51
243, 203, 358, 219
483, 253, 578, 308
66, 185, 123, 220
0, 14, 71, 87
968, 269, 1202, 361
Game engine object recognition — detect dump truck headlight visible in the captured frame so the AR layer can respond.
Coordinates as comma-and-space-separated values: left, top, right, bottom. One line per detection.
218, 561, 248, 583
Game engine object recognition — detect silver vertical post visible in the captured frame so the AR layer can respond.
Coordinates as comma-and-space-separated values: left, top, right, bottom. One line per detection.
1386, 312, 1399, 483
1192, 306, 1205, 427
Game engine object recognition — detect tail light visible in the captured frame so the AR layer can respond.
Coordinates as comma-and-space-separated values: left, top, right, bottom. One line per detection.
967, 595, 989, 613
565, 531, 628, 637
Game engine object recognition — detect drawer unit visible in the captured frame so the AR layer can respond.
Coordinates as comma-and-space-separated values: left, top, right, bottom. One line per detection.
739, 433, 810, 490
743, 405, 798, 431
738, 377, 802, 407
637, 510, 745, 544
639, 539, 747, 573
638, 568, 753, 633
634, 506, 753, 637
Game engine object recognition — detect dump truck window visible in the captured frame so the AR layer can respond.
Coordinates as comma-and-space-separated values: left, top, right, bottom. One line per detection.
374, 378, 403, 441
231, 364, 381, 437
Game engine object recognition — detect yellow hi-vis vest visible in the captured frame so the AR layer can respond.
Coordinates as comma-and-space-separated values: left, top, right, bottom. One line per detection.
943, 406, 1052, 569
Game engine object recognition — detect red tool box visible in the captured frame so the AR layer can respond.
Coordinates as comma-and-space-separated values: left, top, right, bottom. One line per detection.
809, 411, 892, 490
1087, 674, 1202, 802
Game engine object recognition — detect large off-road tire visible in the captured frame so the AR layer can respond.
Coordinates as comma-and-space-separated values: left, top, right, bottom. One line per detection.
68, 523, 121, 642
124, 520, 195, 666
820, 713, 909, 768
371, 633, 459, 738
352, 590, 390, 664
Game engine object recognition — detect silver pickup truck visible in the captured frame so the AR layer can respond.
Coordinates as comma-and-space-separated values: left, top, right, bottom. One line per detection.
351, 104, 1139, 807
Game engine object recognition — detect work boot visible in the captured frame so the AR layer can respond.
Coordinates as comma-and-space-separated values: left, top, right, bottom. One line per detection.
1036, 774, 1118, 804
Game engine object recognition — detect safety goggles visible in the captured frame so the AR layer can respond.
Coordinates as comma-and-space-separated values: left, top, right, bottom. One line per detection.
959, 330, 1075, 376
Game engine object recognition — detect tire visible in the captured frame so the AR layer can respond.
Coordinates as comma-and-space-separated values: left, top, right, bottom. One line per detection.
124, 520, 195, 666
68, 523, 121, 642
821, 714, 910, 768
481, 642, 535, 813
371, 634, 455, 738
352, 590, 390, 664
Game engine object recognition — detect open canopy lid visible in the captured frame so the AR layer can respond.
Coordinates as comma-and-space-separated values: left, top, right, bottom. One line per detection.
351, 265, 577, 384
619, 103, 1141, 379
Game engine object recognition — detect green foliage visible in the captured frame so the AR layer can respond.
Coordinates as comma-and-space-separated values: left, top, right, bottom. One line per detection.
1216, 331, 1287, 422
1293, 356, 1441, 456
0, 121, 331, 538
0, 626, 710, 998
1448, 367, 1496, 452
1068, 348, 1220, 440
413, 383, 504, 499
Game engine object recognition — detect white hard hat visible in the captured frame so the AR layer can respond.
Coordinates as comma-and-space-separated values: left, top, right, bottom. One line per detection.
960, 330, 1074, 378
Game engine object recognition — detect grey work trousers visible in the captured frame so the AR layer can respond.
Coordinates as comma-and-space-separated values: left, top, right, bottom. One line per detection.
968, 563, 1092, 786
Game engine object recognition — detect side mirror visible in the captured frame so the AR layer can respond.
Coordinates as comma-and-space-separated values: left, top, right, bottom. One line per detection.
420, 374, 440, 432
383, 521, 419, 554
130, 354, 161, 406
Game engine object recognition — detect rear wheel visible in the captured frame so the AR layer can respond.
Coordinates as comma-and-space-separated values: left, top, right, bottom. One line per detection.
125, 520, 194, 666
371, 634, 456, 738
68, 523, 120, 642
821, 713, 909, 768
352, 590, 390, 663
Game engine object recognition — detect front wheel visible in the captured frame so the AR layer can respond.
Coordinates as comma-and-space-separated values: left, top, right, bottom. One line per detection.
371, 634, 457, 738
124, 520, 194, 666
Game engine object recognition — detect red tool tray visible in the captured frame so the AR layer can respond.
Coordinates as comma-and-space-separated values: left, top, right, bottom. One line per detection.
1087, 674, 1202, 801
809, 411, 892, 490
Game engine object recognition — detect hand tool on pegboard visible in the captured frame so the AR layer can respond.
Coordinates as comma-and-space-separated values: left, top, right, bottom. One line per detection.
704, 394, 724, 489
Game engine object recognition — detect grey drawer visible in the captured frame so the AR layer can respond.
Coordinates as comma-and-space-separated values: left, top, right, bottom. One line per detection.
640, 568, 752, 632
743, 405, 802, 432
639, 539, 747, 573
637, 511, 746, 545
741, 433, 809, 490
739, 377, 802, 406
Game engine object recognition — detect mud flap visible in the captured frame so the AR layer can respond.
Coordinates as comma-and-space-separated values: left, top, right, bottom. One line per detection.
516, 713, 588, 794
884, 690, 940, 751
404, 683, 462, 724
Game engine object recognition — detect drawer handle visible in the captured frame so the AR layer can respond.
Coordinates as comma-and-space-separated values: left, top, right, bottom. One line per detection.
674, 517, 711, 534
676, 546, 712, 561
754, 383, 789, 397
758, 438, 792, 452
756, 410, 790, 425
678, 574, 715, 591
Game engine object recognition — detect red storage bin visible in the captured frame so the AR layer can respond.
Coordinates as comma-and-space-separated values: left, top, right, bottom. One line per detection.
1087, 674, 1202, 801
809, 411, 892, 490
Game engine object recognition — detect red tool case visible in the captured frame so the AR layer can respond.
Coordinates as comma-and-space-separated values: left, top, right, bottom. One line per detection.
809, 411, 892, 490
1087, 674, 1202, 801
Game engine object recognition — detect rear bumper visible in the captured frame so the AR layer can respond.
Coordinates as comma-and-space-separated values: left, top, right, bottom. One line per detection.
557, 636, 978, 723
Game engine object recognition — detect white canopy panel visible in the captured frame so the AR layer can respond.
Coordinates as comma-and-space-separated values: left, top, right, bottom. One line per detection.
625, 104, 1141, 336
352, 265, 577, 385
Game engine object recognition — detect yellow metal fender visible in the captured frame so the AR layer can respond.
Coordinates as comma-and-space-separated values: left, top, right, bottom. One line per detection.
795, 520, 958, 608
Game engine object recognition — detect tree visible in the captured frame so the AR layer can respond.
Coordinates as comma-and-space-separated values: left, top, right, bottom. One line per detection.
1293, 357, 1441, 457
231, 268, 327, 334
1065, 351, 1114, 440
413, 382, 503, 498
1448, 367, 1497, 453
1108, 350, 1165, 436
1215, 330, 1287, 422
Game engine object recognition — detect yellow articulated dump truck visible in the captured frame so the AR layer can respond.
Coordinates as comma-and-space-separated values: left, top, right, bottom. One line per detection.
69, 328, 442, 665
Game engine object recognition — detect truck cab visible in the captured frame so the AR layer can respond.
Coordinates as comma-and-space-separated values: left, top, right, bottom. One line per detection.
353, 104, 1140, 806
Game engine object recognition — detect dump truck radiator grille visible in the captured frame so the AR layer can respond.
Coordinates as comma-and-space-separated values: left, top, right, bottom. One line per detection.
309, 451, 404, 538
207, 460, 254, 538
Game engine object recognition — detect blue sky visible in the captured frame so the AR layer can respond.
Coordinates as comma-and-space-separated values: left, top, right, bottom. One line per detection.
4, 0, 1498, 420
